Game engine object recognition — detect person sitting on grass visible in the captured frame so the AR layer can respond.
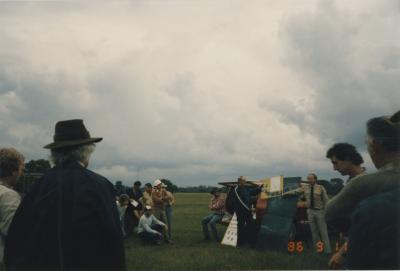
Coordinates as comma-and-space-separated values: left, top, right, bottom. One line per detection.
137, 205, 168, 245
201, 187, 225, 242
117, 194, 141, 238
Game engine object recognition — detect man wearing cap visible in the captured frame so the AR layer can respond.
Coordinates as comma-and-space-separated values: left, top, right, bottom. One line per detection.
151, 180, 167, 224
151, 179, 171, 243
4, 119, 125, 270
201, 187, 225, 241
137, 205, 167, 245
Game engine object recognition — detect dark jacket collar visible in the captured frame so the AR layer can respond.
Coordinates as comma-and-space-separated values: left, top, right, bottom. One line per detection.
54, 161, 85, 169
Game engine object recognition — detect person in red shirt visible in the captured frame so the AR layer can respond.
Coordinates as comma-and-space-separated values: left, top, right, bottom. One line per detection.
201, 188, 225, 241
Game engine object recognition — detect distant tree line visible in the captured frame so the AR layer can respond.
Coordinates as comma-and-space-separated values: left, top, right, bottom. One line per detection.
177, 185, 219, 193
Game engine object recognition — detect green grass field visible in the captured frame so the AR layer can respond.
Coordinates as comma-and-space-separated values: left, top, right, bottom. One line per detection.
124, 193, 330, 270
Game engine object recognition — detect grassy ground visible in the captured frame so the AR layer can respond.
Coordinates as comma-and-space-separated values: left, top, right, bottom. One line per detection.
124, 193, 330, 270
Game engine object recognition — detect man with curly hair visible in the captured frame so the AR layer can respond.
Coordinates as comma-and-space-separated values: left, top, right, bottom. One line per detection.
0, 147, 24, 270
325, 143, 366, 268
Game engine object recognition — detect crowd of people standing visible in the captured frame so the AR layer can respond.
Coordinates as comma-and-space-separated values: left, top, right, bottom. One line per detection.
0, 109, 398, 270
116, 179, 175, 244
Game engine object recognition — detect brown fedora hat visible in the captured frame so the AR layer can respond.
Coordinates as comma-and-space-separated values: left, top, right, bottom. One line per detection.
43, 119, 102, 149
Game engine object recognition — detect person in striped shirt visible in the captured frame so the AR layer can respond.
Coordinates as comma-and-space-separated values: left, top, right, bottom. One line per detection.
201, 187, 225, 241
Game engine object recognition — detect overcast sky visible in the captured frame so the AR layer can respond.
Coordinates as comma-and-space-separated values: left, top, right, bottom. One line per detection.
1, 0, 399, 187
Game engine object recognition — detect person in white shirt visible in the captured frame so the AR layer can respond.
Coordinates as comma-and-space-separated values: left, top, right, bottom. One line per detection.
137, 205, 168, 245
116, 194, 129, 237
0, 148, 24, 269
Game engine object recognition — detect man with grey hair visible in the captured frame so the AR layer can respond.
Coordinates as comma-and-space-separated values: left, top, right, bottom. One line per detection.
4, 119, 125, 270
0, 147, 24, 270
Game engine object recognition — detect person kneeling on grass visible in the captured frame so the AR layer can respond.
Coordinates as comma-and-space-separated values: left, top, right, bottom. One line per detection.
117, 194, 141, 238
137, 205, 168, 245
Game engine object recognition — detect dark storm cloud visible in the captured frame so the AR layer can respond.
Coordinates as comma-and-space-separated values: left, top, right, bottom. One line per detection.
1, 0, 395, 186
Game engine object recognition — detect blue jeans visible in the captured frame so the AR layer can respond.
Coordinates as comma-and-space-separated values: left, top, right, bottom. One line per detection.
202, 213, 223, 240
165, 205, 173, 240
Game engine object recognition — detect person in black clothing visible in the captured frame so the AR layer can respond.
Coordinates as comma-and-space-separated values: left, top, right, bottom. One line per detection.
127, 181, 143, 210
233, 176, 262, 247
124, 199, 141, 237
346, 111, 400, 270
116, 194, 140, 238
115, 181, 127, 197
347, 188, 400, 269
4, 119, 125, 270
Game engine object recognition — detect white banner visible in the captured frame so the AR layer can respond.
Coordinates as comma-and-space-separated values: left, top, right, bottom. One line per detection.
221, 213, 238, 247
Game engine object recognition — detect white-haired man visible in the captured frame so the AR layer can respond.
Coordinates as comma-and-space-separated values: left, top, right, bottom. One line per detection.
4, 119, 125, 270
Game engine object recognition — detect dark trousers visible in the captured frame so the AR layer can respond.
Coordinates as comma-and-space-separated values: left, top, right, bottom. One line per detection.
138, 224, 163, 244
237, 210, 256, 247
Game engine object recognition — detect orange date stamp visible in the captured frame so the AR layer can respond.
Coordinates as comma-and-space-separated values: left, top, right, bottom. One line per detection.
287, 241, 347, 253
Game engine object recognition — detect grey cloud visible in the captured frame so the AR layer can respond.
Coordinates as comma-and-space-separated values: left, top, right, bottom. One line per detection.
277, 0, 400, 151
258, 98, 308, 129
1, 1, 392, 186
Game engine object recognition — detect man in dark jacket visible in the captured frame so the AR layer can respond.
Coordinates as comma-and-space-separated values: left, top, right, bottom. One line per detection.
233, 176, 262, 247
4, 119, 125, 270
127, 180, 143, 210
347, 188, 400, 269
345, 111, 400, 270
